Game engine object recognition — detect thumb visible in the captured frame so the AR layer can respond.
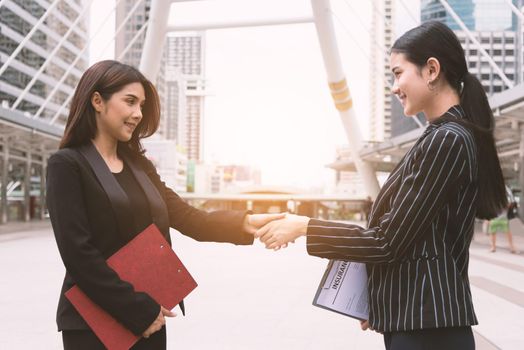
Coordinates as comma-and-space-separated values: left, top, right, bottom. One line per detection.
255, 222, 271, 239
261, 212, 287, 225
161, 306, 177, 317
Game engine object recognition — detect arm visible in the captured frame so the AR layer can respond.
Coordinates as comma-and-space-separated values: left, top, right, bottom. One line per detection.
141, 157, 254, 245
47, 154, 159, 335
259, 129, 470, 263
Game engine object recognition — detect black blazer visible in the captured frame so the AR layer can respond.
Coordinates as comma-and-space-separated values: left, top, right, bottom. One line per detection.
46, 142, 253, 335
306, 106, 479, 332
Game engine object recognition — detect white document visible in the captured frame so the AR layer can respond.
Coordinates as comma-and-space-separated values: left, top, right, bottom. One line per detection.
313, 259, 369, 320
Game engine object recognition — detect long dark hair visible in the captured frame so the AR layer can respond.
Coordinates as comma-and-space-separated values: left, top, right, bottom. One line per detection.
59, 60, 160, 155
391, 21, 506, 219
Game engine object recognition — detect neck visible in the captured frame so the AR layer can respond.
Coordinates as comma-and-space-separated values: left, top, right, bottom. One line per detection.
92, 134, 119, 161
424, 85, 460, 122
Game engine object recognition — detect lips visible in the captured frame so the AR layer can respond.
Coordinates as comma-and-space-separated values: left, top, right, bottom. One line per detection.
124, 122, 136, 131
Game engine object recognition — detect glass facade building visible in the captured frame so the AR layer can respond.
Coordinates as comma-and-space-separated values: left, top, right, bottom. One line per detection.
421, 0, 520, 31
0, 0, 88, 223
0, 0, 88, 125
391, 0, 523, 137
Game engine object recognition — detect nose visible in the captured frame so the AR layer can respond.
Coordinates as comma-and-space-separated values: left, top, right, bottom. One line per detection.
391, 81, 400, 95
133, 105, 143, 121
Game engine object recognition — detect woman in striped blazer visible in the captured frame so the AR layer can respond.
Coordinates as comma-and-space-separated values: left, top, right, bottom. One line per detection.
255, 21, 507, 350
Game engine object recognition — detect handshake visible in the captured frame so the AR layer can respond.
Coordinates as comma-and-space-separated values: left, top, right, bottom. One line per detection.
242, 213, 311, 250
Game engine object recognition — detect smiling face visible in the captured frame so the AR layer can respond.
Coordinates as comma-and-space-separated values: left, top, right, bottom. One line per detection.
390, 52, 433, 117
92, 82, 145, 143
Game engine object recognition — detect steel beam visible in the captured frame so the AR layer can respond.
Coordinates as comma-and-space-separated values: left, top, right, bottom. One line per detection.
310, 0, 380, 199
167, 17, 314, 31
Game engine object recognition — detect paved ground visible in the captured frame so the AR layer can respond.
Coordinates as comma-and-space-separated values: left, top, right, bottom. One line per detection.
0, 218, 523, 349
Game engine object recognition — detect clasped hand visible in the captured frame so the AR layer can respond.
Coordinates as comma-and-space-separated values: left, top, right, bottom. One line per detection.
244, 213, 310, 250
142, 306, 176, 339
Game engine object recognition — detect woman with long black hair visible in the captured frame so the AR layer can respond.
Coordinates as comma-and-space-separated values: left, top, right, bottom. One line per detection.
46, 60, 282, 349
255, 21, 507, 350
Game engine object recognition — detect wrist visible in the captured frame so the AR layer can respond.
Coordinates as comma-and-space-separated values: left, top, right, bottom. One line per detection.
292, 215, 309, 237
242, 214, 251, 233
301, 216, 310, 236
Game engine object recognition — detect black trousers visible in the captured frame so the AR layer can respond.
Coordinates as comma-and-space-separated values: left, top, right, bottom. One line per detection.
62, 326, 166, 350
383, 326, 475, 350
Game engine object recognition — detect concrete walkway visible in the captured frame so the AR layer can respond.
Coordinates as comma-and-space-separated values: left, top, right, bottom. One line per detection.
0, 219, 522, 349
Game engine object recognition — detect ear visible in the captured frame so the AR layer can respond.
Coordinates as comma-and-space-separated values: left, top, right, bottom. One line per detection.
91, 91, 104, 113
426, 57, 441, 82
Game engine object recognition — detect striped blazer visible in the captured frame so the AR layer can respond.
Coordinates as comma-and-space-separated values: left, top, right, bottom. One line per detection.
307, 105, 479, 332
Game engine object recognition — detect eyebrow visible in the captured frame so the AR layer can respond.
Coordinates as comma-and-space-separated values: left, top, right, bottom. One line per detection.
124, 94, 146, 103
391, 66, 400, 73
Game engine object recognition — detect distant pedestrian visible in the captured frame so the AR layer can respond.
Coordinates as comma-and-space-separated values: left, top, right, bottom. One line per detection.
489, 188, 519, 253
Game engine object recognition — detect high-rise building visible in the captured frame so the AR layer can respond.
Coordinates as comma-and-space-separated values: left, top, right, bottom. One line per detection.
421, 0, 475, 30
421, 0, 521, 31
115, 0, 169, 139
0, 0, 89, 124
369, 0, 395, 142
115, 4, 206, 162
422, 0, 523, 90
391, 0, 524, 137
164, 68, 187, 146
115, 0, 151, 66
165, 32, 206, 161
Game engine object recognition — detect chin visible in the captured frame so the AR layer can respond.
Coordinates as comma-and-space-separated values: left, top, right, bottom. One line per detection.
403, 106, 418, 117
118, 134, 133, 142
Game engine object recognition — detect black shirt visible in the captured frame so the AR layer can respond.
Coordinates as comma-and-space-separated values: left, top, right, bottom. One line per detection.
113, 161, 152, 238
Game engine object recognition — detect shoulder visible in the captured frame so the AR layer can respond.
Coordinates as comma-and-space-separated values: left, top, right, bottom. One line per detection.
46, 149, 85, 185
423, 122, 474, 152
48, 148, 82, 166
132, 153, 156, 172
440, 122, 475, 144
47, 148, 95, 178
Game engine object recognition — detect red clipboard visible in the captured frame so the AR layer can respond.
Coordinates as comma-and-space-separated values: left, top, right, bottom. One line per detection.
65, 224, 197, 350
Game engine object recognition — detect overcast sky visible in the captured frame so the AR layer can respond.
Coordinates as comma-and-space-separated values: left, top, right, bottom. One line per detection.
89, 0, 420, 189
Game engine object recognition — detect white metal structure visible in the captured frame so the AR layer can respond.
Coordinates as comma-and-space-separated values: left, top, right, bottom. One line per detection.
0, 0, 90, 222
2, 0, 524, 223
139, 0, 381, 198
438, 0, 514, 88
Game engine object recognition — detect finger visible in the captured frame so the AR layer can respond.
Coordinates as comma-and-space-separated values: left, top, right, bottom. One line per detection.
259, 229, 275, 243
257, 213, 287, 229
255, 222, 272, 239
267, 240, 281, 250
258, 213, 286, 225
274, 242, 287, 250
268, 243, 281, 250
264, 236, 279, 248
267, 212, 287, 221
161, 307, 177, 317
